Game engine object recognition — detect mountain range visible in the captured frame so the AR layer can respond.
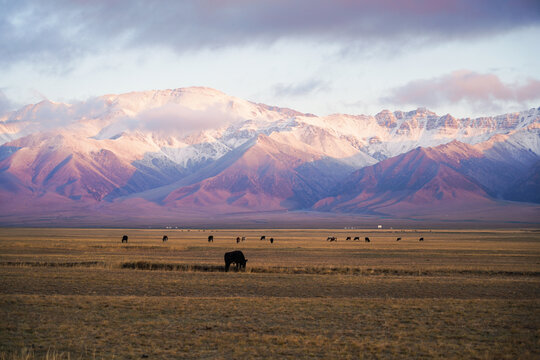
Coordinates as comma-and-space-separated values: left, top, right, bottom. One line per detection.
0, 87, 538, 227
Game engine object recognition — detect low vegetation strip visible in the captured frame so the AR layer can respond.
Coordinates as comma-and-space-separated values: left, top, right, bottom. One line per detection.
249, 266, 540, 277
2, 261, 539, 277
120, 262, 223, 272
0, 261, 101, 268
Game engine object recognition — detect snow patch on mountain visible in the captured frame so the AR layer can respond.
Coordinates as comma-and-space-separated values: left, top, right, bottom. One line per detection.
0, 87, 538, 215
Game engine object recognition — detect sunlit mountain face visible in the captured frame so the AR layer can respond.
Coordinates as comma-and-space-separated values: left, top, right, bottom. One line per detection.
1, 87, 538, 226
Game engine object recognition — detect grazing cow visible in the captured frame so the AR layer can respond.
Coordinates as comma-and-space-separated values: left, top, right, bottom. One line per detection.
208, 235, 214, 243
162, 235, 168, 242
260, 236, 266, 240
353, 237, 360, 241
270, 238, 274, 244
396, 237, 401, 241
121, 235, 128, 243
326, 236, 337, 242
346, 236, 351, 241
224, 250, 247, 272
419, 237, 424, 241
242, 236, 246, 242
365, 237, 370, 242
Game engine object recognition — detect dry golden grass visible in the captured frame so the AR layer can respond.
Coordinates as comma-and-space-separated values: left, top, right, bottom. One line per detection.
2, 295, 538, 359
0, 227, 539, 359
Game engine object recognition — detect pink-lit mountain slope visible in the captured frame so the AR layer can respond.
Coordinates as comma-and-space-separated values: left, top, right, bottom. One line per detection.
0, 87, 538, 225
0, 132, 135, 202
162, 134, 353, 212
313, 139, 539, 218
314, 142, 486, 212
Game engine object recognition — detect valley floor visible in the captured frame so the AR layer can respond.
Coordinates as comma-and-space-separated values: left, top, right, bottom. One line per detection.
0, 228, 539, 359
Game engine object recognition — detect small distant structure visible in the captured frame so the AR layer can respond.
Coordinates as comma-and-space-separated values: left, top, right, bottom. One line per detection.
377, 225, 383, 229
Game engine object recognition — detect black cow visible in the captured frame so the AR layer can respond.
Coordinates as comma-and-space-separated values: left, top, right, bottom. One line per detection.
121, 235, 128, 243
242, 237, 246, 242
270, 237, 274, 244
346, 236, 351, 241
162, 235, 168, 242
260, 236, 266, 241
208, 235, 214, 242
365, 237, 370, 242
236, 237, 240, 243
327, 236, 337, 242
353, 237, 360, 241
419, 237, 424, 241
224, 250, 247, 272
396, 237, 401, 241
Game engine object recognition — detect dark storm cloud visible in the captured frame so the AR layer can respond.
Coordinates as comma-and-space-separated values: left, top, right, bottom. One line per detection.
1, 0, 539, 67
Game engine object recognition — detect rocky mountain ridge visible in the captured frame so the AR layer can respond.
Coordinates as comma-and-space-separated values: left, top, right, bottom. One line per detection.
0, 87, 538, 225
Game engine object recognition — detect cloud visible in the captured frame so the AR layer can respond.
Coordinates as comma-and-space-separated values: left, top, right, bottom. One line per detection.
135, 103, 240, 136
272, 80, 329, 98
0, 91, 15, 115
1, 0, 539, 68
95, 101, 242, 140
382, 70, 540, 110
2, 95, 111, 134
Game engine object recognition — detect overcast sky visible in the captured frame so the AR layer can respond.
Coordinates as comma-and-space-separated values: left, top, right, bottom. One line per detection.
1, 0, 540, 117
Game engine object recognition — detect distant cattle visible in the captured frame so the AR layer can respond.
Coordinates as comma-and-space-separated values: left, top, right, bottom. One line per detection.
224, 250, 247, 272
419, 237, 424, 241
396, 237, 401, 241
236, 237, 240, 243
208, 235, 214, 242
121, 235, 128, 243
260, 236, 266, 241
346, 236, 351, 241
365, 237, 370, 242
162, 235, 168, 242
270, 238, 274, 244
327, 236, 337, 242
242, 237, 246, 242
353, 237, 360, 241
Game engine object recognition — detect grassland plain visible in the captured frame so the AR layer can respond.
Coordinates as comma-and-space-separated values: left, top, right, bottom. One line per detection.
0, 228, 539, 359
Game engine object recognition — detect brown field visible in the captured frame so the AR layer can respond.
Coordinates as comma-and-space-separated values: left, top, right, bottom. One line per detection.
0, 227, 539, 359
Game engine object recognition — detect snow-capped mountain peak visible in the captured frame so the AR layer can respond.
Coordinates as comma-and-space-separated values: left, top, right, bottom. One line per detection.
0, 87, 538, 225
